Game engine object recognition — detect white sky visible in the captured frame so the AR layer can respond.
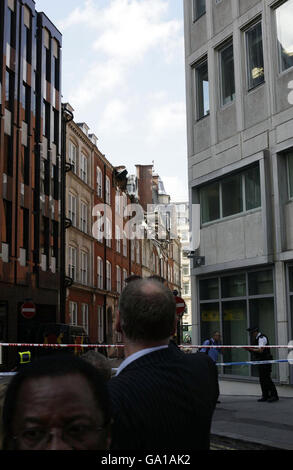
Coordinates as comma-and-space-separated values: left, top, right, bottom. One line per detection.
36, 0, 188, 202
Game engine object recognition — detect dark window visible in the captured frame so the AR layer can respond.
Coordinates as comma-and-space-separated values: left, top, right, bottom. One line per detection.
222, 174, 243, 218
53, 108, 59, 146
42, 216, 50, 257
22, 208, 29, 253
195, 59, 209, 119
45, 46, 51, 82
22, 83, 31, 123
54, 55, 60, 91
6, 6, 16, 48
245, 21, 265, 90
200, 182, 220, 224
52, 220, 59, 267
5, 68, 14, 111
219, 41, 235, 106
43, 100, 50, 138
23, 146, 30, 185
4, 134, 13, 177
193, 0, 206, 21
3, 200, 12, 255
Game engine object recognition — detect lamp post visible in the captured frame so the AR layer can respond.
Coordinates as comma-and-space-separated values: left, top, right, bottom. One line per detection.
60, 103, 74, 323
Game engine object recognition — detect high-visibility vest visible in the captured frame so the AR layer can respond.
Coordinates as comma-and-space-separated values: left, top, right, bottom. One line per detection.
18, 351, 31, 364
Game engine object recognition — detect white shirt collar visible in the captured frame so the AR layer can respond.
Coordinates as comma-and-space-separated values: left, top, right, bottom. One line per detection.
115, 345, 168, 376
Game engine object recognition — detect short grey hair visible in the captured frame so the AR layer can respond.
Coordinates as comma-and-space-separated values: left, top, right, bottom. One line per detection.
118, 279, 176, 342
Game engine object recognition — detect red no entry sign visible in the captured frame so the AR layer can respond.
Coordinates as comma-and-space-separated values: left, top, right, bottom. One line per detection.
21, 301, 36, 319
175, 296, 186, 317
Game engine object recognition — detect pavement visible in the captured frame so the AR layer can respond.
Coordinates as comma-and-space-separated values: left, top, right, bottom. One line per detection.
211, 395, 293, 450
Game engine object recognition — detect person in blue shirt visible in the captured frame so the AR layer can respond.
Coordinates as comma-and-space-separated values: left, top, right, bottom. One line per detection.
200, 331, 222, 403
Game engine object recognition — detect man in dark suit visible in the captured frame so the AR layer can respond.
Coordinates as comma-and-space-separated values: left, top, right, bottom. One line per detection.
108, 278, 219, 450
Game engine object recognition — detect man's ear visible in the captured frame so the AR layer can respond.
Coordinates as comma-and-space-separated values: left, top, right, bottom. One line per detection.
171, 315, 178, 336
115, 310, 122, 333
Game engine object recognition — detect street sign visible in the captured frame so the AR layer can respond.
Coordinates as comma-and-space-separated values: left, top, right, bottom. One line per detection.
175, 296, 186, 317
20, 301, 36, 320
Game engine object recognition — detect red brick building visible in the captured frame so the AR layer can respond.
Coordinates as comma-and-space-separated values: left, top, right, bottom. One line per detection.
65, 115, 142, 346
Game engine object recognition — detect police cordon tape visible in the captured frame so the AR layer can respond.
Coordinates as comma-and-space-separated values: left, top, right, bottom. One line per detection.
0, 343, 292, 348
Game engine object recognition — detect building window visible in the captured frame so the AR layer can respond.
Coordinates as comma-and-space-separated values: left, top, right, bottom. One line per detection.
123, 269, 128, 288
245, 21, 265, 90
106, 261, 111, 291
5, 68, 14, 111
123, 231, 127, 257
80, 153, 88, 183
116, 265, 121, 293
200, 164, 261, 224
68, 246, 77, 281
69, 141, 77, 173
80, 201, 88, 233
116, 225, 121, 252
43, 100, 50, 138
106, 176, 111, 204
276, 0, 293, 72
97, 306, 104, 343
106, 217, 112, 248
80, 251, 88, 285
193, 0, 206, 21
97, 166, 102, 197
81, 304, 89, 335
199, 269, 276, 378
195, 58, 209, 119
219, 40, 235, 106
69, 301, 78, 326
68, 193, 77, 227
287, 152, 293, 199
97, 256, 103, 289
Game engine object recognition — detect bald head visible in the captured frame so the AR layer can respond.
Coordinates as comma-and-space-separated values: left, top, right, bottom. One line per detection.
118, 279, 176, 343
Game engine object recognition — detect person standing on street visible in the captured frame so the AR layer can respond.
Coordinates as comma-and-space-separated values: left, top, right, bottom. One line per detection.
245, 327, 279, 403
200, 331, 222, 403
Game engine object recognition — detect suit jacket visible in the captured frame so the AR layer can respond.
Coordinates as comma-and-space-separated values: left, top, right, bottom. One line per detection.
108, 345, 219, 450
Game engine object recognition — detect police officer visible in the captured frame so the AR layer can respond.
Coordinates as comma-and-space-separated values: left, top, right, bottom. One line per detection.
246, 327, 279, 403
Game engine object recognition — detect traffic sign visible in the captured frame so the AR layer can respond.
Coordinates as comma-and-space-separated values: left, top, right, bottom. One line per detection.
175, 296, 186, 317
21, 301, 36, 319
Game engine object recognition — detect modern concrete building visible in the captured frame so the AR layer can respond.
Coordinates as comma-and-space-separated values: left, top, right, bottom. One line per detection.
184, 0, 293, 392
0, 0, 62, 368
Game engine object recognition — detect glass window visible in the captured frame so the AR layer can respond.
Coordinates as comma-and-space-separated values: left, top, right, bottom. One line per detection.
222, 300, 249, 376
97, 306, 104, 343
221, 274, 246, 298
249, 298, 276, 378
69, 142, 77, 174
276, 0, 293, 72
69, 302, 78, 326
199, 278, 219, 300
97, 166, 102, 197
97, 257, 103, 289
193, 0, 206, 20
200, 303, 220, 344
82, 304, 89, 335
245, 21, 265, 90
287, 152, 293, 199
196, 59, 209, 119
80, 251, 88, 285
219, 41, 235, 106
222, 174, 243, 217
106, 176, 111, 204
200, 182, 220, 224
80, 153, 88, 183
248, 270, 274, 296
245, 165, 261, 210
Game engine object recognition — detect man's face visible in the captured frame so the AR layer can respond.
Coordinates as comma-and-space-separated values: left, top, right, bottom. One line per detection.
213, 333, 221, 342
10, 374, 111, 450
